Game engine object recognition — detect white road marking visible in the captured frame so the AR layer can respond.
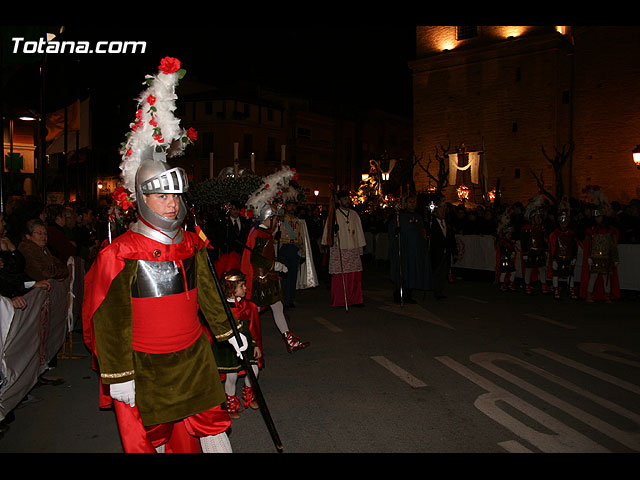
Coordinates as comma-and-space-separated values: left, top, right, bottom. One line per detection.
371, 356, 428, 388
471, 351, 640, 452
533, 347, 640, 395
314, 316, 343, 333
577, 343, 640, 369
379, 304, 455, 330
498, 440, 534, 453
436, 355, 609, 452
523, 313, 576, 329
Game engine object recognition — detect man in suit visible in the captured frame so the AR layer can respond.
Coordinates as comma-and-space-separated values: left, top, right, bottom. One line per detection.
218, 202, 250, 256
427, 199, 458, 299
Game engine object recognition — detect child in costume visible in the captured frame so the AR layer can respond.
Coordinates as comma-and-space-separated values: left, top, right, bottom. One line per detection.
521, 195, 550, 294
213, 253, 263, 419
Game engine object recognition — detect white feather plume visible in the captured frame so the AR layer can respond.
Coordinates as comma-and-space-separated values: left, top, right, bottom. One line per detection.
245, 166, 296, 216
118, 65, 189, 200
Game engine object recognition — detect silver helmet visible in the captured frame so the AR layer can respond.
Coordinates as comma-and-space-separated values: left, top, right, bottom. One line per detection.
132, 150, 189, 242
256, 201, 282, 225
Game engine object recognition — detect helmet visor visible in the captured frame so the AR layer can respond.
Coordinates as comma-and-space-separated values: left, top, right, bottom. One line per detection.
139, 166, 189, 195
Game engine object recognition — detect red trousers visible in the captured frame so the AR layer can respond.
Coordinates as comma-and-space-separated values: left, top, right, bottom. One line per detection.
113, 401, 231, 453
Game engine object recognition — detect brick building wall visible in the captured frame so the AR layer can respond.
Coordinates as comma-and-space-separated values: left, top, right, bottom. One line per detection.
571, 26, 640, 203
411, 26, 640, 205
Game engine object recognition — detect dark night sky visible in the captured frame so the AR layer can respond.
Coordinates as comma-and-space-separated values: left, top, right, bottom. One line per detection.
6, 25, 416, 117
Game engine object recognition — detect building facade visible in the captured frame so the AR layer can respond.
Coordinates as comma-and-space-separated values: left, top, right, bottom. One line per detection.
174, 80, 412, 206
411, 26, 640, 205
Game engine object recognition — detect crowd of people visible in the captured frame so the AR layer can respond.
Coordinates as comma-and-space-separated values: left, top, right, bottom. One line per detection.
2, 51, 637, 451
357, 196, 640, 245
353, 191, 638, 303
0, 195, 102, 312
0, 184, 635, 446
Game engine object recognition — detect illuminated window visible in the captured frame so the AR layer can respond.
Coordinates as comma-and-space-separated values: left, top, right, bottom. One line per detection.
456, 26, 478, 40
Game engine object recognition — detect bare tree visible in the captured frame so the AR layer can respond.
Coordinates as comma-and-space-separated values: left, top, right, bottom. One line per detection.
531, 142, 574, 205
413, 141, 452, 197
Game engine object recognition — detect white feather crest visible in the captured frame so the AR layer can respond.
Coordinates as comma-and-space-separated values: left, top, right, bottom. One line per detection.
245, 166, 296, 215
118, 66, 188, 200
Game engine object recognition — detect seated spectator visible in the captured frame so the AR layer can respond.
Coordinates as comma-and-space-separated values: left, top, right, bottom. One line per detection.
46, 204, 77, 263
0, 212, 51, 309
18, 219, 69, 282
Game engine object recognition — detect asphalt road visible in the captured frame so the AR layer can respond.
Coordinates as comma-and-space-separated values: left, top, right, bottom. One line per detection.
1, 262, 638, 454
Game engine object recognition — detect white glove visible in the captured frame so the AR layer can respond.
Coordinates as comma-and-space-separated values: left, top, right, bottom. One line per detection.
274, 261, 288, 273
110, 380, 135, 407
228, 333, 248, 359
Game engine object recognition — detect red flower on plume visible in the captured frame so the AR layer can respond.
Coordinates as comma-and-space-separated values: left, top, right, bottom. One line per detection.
187, 127, 198, 142
246, 209, 254, 219
292, 173, 299, 181
149, 117, 158, 127
159, 57, 181, 74
154, 134, 164, 143
147, 94, 156, 106
112, 186, 134, 210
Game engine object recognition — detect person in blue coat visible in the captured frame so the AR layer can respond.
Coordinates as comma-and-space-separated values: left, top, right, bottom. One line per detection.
388, 195, 433, 303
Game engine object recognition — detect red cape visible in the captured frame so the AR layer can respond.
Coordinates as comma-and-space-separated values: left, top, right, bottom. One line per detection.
81, 229, 209, 452
232, 298, 264, 370
82, 229, 203, 408
546, 228, 581, 279
579, 225, 621, 300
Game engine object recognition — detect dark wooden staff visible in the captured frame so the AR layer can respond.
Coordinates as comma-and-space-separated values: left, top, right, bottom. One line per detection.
189, 204, 284, 453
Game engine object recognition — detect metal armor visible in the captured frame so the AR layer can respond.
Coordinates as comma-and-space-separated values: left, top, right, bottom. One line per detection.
553, 231, 576, 277
131, 257, 196, 298
521, 226, 547, 268
589, 232, 617, 273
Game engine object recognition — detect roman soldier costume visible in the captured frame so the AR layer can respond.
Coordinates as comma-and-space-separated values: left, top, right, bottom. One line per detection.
548, 201, 580, 300
241, 168, 310, 353
496, 211, 517, 291
521, 195, 550, 294
579, 187, 621, 302
82, 57, 237, 453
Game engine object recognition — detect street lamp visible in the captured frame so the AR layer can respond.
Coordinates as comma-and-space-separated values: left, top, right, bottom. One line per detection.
314, 189, 319, 206
633, 145, 640, 169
